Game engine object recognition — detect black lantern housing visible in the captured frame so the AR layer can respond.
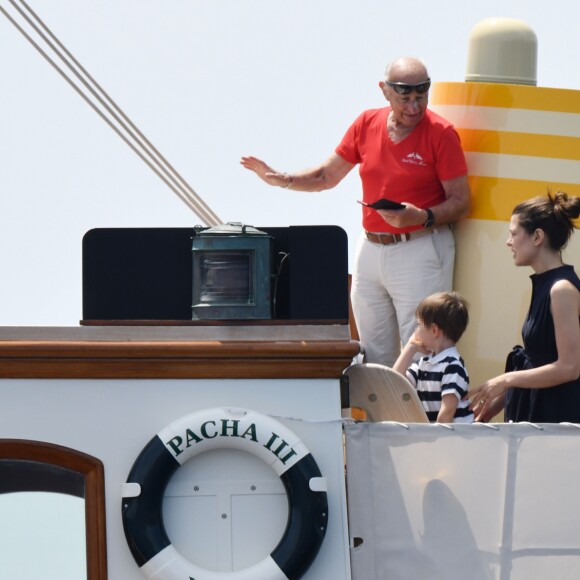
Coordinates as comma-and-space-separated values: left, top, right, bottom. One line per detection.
191, 223, 273, 320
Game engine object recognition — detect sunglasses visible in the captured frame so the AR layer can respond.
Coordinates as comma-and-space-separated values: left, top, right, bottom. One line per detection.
385, 79, 431, 95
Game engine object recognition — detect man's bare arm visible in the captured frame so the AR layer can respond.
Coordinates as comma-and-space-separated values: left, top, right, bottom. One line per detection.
240, 153, 355, 191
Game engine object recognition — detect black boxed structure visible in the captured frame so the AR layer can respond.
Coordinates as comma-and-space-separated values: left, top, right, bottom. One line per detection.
82, 225, 349, 324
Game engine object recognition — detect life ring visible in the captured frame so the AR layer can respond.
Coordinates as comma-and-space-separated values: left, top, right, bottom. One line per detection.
122, 407, 328, 580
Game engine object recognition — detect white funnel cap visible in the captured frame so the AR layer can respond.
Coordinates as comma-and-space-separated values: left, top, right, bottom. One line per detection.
466, 18, 537, 85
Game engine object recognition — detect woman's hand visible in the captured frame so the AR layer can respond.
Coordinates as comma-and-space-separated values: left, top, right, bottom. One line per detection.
469, 375, 510, 421
471, 394, 505, 423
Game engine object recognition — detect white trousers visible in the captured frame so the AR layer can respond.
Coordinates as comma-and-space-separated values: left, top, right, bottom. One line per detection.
350, 227, 455, 367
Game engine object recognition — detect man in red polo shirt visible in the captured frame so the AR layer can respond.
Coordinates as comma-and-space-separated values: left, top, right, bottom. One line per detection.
241, 56, 470, 366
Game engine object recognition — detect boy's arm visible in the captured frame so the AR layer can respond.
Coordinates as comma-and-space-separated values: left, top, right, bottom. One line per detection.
437, 393, 459, 423
393, 328, 424, 376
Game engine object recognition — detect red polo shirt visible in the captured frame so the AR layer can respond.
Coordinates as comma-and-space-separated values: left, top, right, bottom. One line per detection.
335, 107, 468, 233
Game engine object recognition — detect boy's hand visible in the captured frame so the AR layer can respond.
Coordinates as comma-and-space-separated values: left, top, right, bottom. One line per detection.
407, 327, 427, 354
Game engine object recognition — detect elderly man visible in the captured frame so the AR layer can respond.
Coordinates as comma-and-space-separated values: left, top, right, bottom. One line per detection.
241, 56, 470, 366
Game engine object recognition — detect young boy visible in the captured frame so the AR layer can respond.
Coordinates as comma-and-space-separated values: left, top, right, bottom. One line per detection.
393, 291, 473, 423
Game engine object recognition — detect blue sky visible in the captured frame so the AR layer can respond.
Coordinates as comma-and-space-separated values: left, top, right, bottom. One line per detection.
1, 0, 579, 326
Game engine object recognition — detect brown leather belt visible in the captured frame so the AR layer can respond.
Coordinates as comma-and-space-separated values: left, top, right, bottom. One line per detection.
365, 226, 448, 246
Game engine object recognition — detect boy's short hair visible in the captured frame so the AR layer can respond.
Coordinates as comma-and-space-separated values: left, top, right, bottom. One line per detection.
416, 291, 469, 343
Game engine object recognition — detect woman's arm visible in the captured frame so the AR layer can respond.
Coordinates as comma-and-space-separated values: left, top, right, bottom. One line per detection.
470, 280, 580, 415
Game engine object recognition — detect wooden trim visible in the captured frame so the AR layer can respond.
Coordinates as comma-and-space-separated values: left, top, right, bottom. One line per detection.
0, 340, 360, 379
0, 440, 108, 580
80, 319, 349, 327
85, 459, 107, 580
0, 340, 359, 358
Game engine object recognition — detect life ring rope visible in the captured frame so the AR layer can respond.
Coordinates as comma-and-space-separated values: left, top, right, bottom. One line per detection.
122, 407, 328, 580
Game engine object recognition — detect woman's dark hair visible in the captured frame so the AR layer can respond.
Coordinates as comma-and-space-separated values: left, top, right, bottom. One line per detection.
513, 191, 580, 251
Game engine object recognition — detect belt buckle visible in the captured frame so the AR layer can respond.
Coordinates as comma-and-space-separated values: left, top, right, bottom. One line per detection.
379, 232, 398, 245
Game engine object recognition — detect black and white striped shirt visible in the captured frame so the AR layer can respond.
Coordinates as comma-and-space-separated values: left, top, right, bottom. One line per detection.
406, 346, 473, 423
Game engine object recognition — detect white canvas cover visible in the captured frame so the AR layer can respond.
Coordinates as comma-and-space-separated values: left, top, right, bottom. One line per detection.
345, 422, 580, 580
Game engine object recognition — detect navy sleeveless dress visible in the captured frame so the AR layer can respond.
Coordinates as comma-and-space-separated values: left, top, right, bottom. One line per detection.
505, 265, 580, 423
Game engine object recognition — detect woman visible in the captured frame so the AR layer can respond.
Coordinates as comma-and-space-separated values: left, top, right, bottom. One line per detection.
471, 191, 580, 423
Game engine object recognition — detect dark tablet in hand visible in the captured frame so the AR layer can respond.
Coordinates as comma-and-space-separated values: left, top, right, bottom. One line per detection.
358, 198, 405, 210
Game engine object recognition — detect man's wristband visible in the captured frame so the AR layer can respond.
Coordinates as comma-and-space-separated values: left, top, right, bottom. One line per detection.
282, 174, 293, 189
423, 208, 435, 228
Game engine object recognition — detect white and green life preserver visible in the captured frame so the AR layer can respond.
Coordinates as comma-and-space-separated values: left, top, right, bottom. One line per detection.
122, 407, 328, 579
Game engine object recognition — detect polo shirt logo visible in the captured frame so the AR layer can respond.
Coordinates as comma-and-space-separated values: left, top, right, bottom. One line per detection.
402, 152, 426, 166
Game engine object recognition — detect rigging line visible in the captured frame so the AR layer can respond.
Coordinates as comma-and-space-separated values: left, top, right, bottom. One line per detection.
0, 5, 207, 224
13, 0, 221, 226
3, 0, 219, 227
1, 2, 221, 226
2, 0, 219, 226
